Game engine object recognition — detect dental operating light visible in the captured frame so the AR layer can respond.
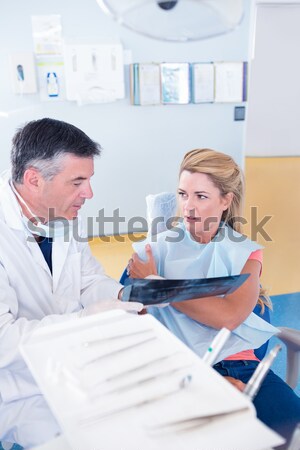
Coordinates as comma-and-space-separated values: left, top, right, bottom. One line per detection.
96, 0, 244, 42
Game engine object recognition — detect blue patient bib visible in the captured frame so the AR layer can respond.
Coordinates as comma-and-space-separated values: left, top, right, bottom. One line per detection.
133, 222, 278, 362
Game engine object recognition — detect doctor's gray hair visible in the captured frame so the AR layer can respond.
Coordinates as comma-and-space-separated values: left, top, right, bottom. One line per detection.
11, 118, 101, 184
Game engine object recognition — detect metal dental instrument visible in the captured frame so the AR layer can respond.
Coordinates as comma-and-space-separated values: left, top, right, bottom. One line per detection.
83, 335, 157, 367
79, 374, 193, 427
89, 351, 183, 388
243, 344, 282, 401
147, 406, 249, 434
82, 328, 154, 347
93, 363, 193, 397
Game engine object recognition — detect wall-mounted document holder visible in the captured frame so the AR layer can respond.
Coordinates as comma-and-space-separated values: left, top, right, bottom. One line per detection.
214, 62, 247, 103
130, 61, 247, 106
20, 310, 283, 450
191, 62, 215, 103
160, 63, 190, 104
130, 63, 161, 106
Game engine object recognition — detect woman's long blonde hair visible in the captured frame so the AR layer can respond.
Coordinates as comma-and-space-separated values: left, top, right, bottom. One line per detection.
180, 148, 271, 313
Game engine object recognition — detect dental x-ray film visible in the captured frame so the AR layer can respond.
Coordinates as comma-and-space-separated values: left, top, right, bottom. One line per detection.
123, 274, 250, 306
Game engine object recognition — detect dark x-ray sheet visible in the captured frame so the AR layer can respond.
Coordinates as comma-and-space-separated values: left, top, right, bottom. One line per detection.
123, 274, 250, 306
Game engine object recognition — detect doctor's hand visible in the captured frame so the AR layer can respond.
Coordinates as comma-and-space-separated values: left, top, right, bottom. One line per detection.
81, 299, 144, 317
127, 244, 158, 279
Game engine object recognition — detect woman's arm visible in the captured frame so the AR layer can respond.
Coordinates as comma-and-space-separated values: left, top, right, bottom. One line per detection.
173, 259, 261, 330
128, 246, 261, 331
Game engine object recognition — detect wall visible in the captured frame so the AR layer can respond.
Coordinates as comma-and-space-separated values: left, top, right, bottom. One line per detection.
244, 156, 300, 295
245, 2, 300, 156
0, 0, 252, 235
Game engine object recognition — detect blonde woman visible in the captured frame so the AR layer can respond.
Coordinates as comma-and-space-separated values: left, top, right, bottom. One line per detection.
128, 148, 300, 446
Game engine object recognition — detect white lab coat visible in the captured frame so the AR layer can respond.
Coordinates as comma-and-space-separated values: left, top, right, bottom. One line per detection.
0, 172, 122, 447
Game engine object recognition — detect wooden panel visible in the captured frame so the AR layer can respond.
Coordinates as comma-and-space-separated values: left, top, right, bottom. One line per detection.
244, 157, 300, 295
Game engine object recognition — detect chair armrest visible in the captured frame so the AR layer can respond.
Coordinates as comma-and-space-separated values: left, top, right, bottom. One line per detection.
278, 327, 300, 350
277, 327, 300, 389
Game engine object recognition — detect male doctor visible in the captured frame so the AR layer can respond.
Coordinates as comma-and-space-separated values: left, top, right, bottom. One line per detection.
0, 118, 141, 448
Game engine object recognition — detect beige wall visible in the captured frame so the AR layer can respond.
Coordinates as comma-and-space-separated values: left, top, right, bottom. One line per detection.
244, 157, 300, 295
89, 234, 145, 281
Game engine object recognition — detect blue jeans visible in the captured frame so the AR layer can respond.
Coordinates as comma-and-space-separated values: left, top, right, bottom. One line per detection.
213, 360, 300, 448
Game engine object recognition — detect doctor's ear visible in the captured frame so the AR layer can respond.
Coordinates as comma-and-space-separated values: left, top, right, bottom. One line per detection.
23, 168, 42, 191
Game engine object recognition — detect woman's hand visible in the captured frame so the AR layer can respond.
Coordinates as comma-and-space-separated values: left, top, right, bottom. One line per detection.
223, 376, 246, 392
127, 244, 158, 278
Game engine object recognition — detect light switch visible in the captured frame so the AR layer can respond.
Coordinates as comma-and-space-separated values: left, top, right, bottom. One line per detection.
234, 106, 246, 121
